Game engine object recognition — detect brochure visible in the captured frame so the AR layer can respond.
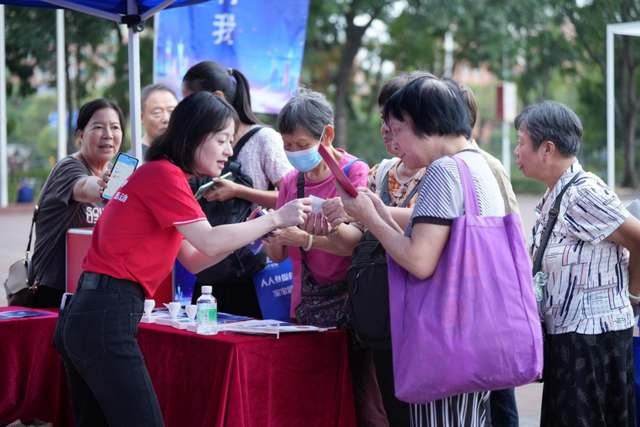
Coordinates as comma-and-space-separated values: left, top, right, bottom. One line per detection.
0, 310, 54, 319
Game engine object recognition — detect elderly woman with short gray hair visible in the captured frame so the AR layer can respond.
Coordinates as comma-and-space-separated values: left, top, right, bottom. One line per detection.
263, 87, 387, 426
514, 101, 640, 426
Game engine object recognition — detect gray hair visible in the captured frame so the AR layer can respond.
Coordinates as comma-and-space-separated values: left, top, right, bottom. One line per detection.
514, 101, 582, 157
277, 87, 334, 140
141, 83, 178, 111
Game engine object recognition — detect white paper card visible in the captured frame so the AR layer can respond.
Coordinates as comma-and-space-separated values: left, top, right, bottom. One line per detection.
309, 195, 324, 214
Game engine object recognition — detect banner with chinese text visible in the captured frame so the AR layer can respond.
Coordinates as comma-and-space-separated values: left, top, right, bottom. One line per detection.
253, 257, 294, 322
156, 0, 311, 114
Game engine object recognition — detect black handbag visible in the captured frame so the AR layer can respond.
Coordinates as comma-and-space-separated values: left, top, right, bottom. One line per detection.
346, 170, 420, 350
190, 127, 267, 286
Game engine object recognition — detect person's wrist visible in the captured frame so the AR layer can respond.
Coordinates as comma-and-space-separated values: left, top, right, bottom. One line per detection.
225, 180, 238, 197
303, 234, 313, 251
629, 292, 640, 301
327, 223, 341, 236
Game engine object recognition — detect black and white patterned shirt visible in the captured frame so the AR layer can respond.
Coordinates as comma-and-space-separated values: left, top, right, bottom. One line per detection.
529, 161, 634, 335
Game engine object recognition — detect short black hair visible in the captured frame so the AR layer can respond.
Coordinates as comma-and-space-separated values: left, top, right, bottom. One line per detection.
377, 71, 437, 107
442, 79, 477, 129
383, 77, 472, 139
77, 98, 125, 135
182, 61, 264, 126
277, 87, 334, 140
141, 84, 178, 111
146, 91, 239, 175
514, 101, 582, 156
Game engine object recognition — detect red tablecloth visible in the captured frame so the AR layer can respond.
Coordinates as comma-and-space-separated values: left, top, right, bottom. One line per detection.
0, 308, 357, 427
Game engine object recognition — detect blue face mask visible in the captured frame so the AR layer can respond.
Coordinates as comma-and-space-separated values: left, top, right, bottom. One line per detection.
285, 144, 323, 172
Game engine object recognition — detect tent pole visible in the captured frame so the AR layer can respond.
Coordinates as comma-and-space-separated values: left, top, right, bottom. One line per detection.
128, 0, 142, 159
606, 25, 615, 190
56, 9, 67, 161
0, 5, 8, 208
153, 12, 159, 84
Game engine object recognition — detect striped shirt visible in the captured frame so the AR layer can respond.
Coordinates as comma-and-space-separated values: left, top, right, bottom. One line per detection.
529, 161, 634, 335
406, 150, 502, 426
408, 150, 504, 231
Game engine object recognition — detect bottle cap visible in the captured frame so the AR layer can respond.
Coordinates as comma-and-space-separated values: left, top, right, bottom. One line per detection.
202, 285, 212, 294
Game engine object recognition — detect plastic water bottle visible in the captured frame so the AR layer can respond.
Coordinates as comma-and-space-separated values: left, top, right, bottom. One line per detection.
196, 286, 217, 335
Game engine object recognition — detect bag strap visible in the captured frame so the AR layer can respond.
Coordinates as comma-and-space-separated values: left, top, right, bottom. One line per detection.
532, 171, 582, 275
375, 158, 399, 193
24, 157, 73, 259
399, 181, 421, 208
450, 155, 480, 216
229, 126, 263, 163
380, 172, 391, 206
344, 158, 366, 176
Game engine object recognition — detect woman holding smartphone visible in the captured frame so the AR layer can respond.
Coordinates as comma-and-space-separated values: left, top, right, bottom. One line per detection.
53, 92, 311, 427
23, 99, 123, 308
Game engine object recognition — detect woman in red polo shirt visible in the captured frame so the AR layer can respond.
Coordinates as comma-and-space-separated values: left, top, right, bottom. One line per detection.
52, 92, 311, 427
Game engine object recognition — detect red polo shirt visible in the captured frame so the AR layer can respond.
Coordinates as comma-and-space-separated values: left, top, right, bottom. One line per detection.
83, 159, 206, 296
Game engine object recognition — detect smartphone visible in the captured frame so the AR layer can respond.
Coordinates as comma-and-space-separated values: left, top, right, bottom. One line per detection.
60, 292, 74, 310
254, 209, 275, 237
102, 153, 139, 200
194, 172, 232, 200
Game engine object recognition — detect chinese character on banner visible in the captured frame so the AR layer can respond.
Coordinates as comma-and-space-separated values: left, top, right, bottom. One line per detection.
157, 0, 311, 114
212, 14, 236, 45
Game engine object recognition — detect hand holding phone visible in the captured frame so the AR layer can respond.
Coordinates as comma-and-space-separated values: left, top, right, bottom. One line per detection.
195, 172, 233, 200
102, 153, 139, 200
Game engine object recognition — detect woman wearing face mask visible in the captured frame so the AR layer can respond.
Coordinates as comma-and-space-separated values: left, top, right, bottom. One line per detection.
263, 88, 388, 427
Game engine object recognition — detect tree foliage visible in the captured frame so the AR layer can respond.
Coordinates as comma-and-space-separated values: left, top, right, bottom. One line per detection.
5, 0, 640, 187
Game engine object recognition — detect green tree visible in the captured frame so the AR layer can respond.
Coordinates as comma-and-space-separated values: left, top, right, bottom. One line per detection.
303, 0, 396, 148
554, 0, 640, 187
5, 7, 117, 154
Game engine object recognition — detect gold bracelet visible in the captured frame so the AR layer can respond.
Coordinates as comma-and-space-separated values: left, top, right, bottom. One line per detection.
327, 224, 341, 236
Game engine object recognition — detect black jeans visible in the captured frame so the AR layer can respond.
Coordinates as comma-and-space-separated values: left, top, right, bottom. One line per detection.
53, 272, 164, 427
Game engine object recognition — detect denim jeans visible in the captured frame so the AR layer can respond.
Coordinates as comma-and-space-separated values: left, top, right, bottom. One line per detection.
53, 272, 164, 427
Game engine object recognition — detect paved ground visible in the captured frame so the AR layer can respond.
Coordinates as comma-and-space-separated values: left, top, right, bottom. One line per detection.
2, 190, 640, 423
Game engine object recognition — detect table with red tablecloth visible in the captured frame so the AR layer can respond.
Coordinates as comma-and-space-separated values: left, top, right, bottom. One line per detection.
0, 307, 357, 427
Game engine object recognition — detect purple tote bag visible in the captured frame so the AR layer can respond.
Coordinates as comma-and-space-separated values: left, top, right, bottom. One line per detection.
387, 156, 543, 404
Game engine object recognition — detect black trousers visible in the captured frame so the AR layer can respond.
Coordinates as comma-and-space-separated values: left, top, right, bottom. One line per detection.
372, 348, 411, 426
489, 388, 519, 427
53, 273, 164, 427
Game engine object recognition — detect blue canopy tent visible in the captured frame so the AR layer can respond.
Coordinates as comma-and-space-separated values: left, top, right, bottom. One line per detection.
0, 0, 208, 206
